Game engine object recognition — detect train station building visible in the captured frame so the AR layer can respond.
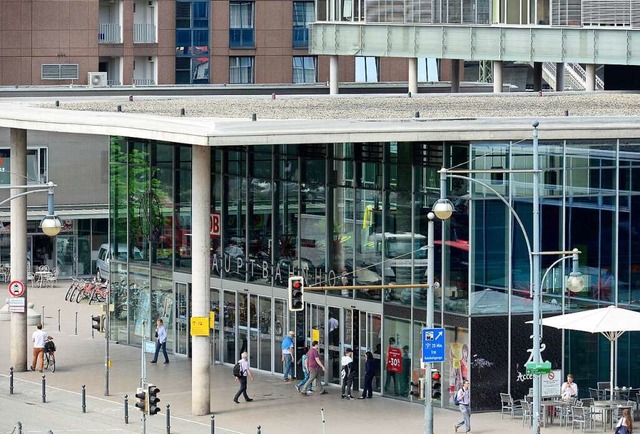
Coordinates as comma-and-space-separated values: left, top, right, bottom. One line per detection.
1, 94, 639, 412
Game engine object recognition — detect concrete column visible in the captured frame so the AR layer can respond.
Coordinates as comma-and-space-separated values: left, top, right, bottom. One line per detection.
10, 128, 27, 371
555, 63, 565, 92
450, 59, 460, 93
408, 57, 418, 95
191, 145, 211, 416
493, 61, 503, 93
585, 63, 596, 91
533, 62, 543, 92
329, 56, 339, 95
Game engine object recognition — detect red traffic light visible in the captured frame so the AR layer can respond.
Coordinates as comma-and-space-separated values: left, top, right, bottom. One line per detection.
292, 280, 302, 290
432, 371, 441, 381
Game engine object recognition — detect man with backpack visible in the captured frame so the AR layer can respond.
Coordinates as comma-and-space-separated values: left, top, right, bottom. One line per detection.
233, 352, 254, 404
341, 348, 356, 399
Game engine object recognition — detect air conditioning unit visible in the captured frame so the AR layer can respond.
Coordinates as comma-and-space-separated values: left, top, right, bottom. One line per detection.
88, 72, 107, 87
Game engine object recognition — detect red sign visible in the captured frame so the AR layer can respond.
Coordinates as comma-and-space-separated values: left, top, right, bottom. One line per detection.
8, 280, 25, 297
387, 347, 402, 373
210, 212, 220, 236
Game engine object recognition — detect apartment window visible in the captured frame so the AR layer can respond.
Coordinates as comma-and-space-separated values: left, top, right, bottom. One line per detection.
293, 2, 314, 48
230, 2, 255, 48
175, 0, 210, 84
355, 57, 379, 82
229, 56, 254, 83
293, 56, 317, 83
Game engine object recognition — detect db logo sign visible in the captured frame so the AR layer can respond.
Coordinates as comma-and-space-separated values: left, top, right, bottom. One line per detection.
210, 212, 221, 236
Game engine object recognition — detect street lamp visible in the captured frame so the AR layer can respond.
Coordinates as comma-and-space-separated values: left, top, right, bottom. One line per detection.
40, 182, 62, 237
433, 121, 582, 434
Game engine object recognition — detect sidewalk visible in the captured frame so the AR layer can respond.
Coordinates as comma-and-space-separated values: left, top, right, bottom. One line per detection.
0, 282, 594, 433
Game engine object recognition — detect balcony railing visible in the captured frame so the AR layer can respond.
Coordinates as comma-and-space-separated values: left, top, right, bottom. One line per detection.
134, 23, 157, 43
98, 23, 122, 44
133, 78, 155, 86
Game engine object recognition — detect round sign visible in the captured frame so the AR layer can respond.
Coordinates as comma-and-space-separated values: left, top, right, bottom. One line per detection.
8, 280, 25, 297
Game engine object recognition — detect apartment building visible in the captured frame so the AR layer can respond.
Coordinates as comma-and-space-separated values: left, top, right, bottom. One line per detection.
0, 0, 448, 87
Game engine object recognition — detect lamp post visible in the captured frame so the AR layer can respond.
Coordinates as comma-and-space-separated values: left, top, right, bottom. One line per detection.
432, 121, 583, 434
425, 212, 435, 434
7, 180, 61, 370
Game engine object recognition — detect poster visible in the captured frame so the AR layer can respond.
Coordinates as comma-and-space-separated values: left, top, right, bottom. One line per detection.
542, 370, 562, 397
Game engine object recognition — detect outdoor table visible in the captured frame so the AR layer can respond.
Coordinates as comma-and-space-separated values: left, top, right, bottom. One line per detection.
593, 401, 631, 431
540, 400, 570, 426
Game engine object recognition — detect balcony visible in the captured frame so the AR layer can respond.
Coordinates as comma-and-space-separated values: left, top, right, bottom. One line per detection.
99, 23, 122, 44
134, 23, 157, 43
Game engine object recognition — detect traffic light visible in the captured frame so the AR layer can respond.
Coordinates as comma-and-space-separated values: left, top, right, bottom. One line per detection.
135, 387, 147, 413
92, 314, 104, 332
409, 379, 425, 399
147, 384, 161, 415
431, 369, 442, 399
288, 276, 304, 311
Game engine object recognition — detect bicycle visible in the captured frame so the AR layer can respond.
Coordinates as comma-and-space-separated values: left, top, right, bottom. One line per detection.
43, 337, 56, 373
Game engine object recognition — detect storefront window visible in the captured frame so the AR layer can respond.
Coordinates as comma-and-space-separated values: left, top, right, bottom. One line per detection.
175, 146, 191, 271
382, 316, 411, 398
110, 263, 129, 344
151, 268, 173, 353
151, 144, 174, 268
129, 264, 150, 347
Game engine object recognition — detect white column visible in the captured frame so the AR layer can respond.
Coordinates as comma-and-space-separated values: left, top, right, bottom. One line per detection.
191, 145, 211, 416
585, 64, 596, 91
555, 63, 565, 92
408, 57, 418, 95
10, 128, 27, 371
493, 61, 503, 93
329, 56, 339, 95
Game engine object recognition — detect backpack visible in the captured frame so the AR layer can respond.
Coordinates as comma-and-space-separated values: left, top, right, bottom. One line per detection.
233, 361, 243, 378
453, 390, 461, 406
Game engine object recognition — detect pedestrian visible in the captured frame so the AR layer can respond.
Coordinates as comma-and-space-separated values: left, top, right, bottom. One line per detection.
615, 408, 633, 434
295, 346, 312, 393
233, 352, 254, 403
31, 323, 48, 373
359, 351, 375, 399
300, 340, 327, 396
151, 318, 169, 364
341, 348, 356, 399
454, 380, 471, 434
281, 330, 295, 382
561, 373, 577, 400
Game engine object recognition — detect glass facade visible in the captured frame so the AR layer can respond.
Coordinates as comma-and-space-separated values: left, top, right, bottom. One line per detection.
109, 135, 640, 410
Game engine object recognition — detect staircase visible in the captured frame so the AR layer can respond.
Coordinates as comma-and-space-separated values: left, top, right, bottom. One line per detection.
542, 62, 605, 90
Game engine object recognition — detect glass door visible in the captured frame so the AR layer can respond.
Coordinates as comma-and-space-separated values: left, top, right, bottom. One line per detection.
55, 235, 77, 278
358, 312, 382, 394
305, 303, 326, 381
223, 290, 237, 363
174, 282, 190, 356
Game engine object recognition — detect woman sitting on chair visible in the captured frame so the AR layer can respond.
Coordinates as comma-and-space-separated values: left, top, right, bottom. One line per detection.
615, 408, 633, 434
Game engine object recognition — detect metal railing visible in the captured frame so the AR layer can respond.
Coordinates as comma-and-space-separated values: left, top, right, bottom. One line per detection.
132, 79, 155, 86
541, 62, 604, 90
133, 23, 156, 43
98, 23, 121, 44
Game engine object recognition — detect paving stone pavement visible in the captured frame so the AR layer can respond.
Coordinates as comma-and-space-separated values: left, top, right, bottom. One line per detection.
0, 282, 609, 434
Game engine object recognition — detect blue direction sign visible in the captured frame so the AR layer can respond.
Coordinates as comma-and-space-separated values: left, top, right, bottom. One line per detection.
422, 328, 445, 363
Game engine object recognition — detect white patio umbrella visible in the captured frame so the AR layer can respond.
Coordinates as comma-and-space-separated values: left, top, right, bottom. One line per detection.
537, 305, 640, 401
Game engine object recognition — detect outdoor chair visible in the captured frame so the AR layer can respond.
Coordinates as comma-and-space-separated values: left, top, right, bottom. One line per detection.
45, 267, 59, 288
597, 381, 611, 400
580, 398, 602, 429
571, 406, 588, 433
521, 400, 532, 427
500, 393, 523, 419
589, 387, 600, 400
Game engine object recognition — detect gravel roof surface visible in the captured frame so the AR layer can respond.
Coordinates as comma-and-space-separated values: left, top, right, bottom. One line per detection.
43, 92, 640, 120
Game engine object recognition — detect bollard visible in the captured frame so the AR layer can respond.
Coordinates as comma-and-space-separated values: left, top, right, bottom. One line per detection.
117, 105, 122, 112
55, 100, 60, 107
74, 311, 78, 335
82, 385, 86, 413
180, 108, 186, 116
16, 422, 22, 434
210, 415, 215, 434
257, 425, 261, 434
407, 92, 412, 98
564, 110, 569, 116
129, 95, 134, 102
42, 305, 45, 326
251, 113, 257, 122
166, 404, 171, 434
91, 315, 94, 339
42, 375, 46, 403
124, 394, 129, 424
10, 367, 14, 394
271, 92, 276, 100
415, 111, 420, 118
57, 309, 61, 332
